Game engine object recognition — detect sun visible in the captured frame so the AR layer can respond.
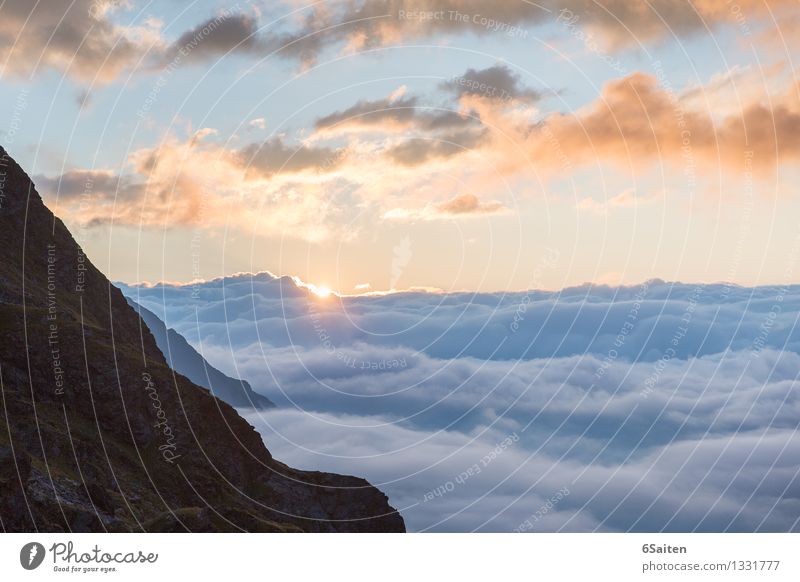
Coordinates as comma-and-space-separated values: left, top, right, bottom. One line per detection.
311, 285, 332, 298
292, 276, 335, 299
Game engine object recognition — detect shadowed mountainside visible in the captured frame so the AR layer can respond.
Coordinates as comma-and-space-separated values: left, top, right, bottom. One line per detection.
0, 146, 404, 532
126, 298, 275, 410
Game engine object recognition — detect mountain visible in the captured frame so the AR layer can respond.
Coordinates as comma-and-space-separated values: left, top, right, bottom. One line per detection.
125, 298, 275, 410
0, 146, 404, 532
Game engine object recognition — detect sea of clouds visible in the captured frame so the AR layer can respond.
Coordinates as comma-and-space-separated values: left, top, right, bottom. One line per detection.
119, 274, 800, 532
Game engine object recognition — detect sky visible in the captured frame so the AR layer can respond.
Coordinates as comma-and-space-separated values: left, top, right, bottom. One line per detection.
3, 1, 796, 531
2, 0, 799, 293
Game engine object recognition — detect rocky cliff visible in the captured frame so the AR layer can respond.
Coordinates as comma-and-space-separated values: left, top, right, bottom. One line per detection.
0, 146, 405, 532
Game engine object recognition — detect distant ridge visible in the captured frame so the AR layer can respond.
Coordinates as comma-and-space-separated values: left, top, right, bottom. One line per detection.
126, 297, 275, 410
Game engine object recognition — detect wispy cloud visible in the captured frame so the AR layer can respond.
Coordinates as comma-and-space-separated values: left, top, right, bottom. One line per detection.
384, 193, 508, 220
577, 188, 662, 214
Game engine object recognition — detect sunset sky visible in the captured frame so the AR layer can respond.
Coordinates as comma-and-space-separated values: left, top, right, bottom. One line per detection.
2, 0, 799, 292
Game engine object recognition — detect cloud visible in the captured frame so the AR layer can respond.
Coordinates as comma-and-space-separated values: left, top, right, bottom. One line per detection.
577, 188, 662, 213
34, 132, 353, 236
36, 136, 233, 227
435, 193, 506, 215
36, 169, 138, 201
385, 129, 487, 166
34, 168, 154, 227
313, 65, 540, 135
487, 71, 800, 177
161, 13, 261, 64
384, 193, 508, 219
76, 89, 92, 110
314, 92, 478, 135
258, 0, 797, 66
248, 118, 267, 130
0, 0, 161, 81
4, 1, 794, 84
314, 65, 799, 195
35, 68, 799, 238
314, 86, 480, 135
0, 4, 271, 82
243, 409, 799, 532
238, 136, 347, 178
312, 66, 539, 169
441, 64, 541, 103
315, 95, 423, 132
118, 275, 800, 532
190, 127, 218, 145
119, 274, 800, 366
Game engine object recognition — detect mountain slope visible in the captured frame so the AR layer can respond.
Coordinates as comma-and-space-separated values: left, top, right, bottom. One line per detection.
126, 298, 275, 410
0, 146, 404, 532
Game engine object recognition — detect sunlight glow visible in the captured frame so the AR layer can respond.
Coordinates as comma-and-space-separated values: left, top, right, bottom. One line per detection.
289, 276, 337, 299
311, 285, 332, 298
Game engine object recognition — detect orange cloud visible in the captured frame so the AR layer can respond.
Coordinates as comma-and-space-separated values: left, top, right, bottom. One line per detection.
436, 193, 506, 215
34, 64, 799, 240
0, 0, 164, 82
384, 193, 508, 220
34, 132, 363, 242
484, 71, 800, 179
577, 188, 662, 213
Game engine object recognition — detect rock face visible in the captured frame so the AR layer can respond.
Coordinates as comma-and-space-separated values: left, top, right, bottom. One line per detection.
126, 298, 276, 410
0, 146, 405, 533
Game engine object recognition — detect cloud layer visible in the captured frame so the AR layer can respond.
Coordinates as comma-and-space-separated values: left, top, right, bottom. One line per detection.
119, 274, 800, 531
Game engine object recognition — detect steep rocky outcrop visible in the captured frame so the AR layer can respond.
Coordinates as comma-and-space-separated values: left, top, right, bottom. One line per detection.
0, 146, 404, 532
126, 298, 275, 410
